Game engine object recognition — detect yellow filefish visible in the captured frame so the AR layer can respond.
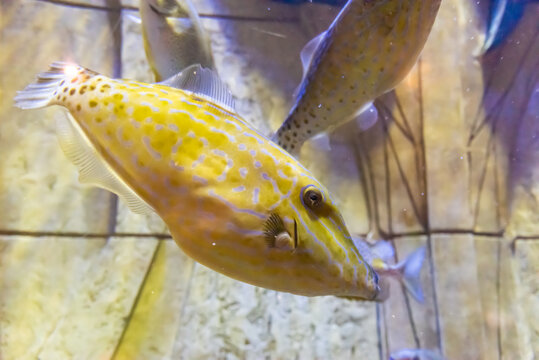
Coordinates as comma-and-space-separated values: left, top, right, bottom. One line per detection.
14, 62, 424, 300
140, 0, 214, 81
273, 0, 442, 155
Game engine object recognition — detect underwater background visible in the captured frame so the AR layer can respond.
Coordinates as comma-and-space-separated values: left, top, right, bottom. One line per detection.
0, 0, 537, 359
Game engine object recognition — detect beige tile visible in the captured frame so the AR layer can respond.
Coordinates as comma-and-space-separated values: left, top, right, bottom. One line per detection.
113, 240, 195, 360
381, 237, 440, 357
0, 0, 118, 233
512, 240, 539, 359
36, 237, 158, 360
432, 234, 487, 360
0, 236, 157, 359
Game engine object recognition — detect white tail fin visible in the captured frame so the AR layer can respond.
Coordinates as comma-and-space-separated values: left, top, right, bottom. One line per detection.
397, 246, 426, 302
14, 62, 92, 110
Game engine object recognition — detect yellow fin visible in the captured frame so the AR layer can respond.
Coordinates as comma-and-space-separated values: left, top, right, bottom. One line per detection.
55, 111, 155, 215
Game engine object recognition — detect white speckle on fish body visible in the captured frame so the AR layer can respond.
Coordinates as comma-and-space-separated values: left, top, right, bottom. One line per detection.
116, 127, 132, 147
142, 136, 162, 159
191, 154, 205, 168
181, 98, 203, 108
140, 101, 160, 112
239, 167, 248, 178
224, 119, 242, 131
170, 108, 206, 125
252, 187, 260, 204
193, 175, 208, 185
261, 148, 280, 165
210, 127, 236, 143
243, 131, 264, 144
213, 149, 227, 157
171, 138, 182, 154
169, 160, 184, 171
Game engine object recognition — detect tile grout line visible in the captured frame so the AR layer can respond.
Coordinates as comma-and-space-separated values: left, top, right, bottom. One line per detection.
105, 0, 123, 239
34, 0, 300, 22
2, 229, 538, 241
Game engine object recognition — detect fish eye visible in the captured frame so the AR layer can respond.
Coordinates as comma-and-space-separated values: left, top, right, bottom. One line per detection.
302, 186, 323, 209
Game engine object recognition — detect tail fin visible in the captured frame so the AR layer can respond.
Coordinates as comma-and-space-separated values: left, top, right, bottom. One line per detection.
14, 62, 91, 110
397, 246, 426, 302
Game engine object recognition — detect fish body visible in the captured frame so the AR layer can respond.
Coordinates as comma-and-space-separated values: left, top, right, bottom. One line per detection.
481, 0, 536, 53
389, 348, 445, 360
274, 0, 442, 155
140, 0, 214, 81
14, 63, 391, 300
353, 237, 426, 301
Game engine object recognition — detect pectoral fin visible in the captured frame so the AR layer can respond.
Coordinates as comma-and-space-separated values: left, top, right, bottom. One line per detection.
55, 112, 155, 215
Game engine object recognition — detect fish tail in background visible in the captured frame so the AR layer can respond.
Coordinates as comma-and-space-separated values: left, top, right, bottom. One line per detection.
396, 246, 426, 303
481, 0, 532, 53
13, 62, 94, 110
274, 0, 442, 155
140, 0, 215, 81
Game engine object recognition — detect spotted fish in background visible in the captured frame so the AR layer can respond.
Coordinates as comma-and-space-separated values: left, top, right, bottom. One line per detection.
140, 0, 214, 81
273, 0, 442, 155
14, 62, 424, 301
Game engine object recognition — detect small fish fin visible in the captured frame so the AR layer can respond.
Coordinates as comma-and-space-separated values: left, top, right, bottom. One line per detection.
370, 240, 395, 262
390, 348, 446, 360
55, 112, 155, 215
300, 31, 326, 76
14, 62, 74, 109
146, 0, 189, 17
159, 64, 236, 113
354, 102, 378, 131
350, 235, 375, 265
481, 0, 508, 53
125, 13, 142, 25
293, 31, 327, 98
14, 62, 97, 110
397, 246, 426, 303
309, 132, 331, 152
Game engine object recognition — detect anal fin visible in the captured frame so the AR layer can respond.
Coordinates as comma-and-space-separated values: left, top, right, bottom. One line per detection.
55, 111, 155, 215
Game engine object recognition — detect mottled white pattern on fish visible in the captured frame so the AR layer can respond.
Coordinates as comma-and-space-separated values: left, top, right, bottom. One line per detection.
275, 0, 441, 154
14, 63, 386, 300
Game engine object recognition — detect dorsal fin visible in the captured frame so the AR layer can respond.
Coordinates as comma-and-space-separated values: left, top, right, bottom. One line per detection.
300, 31, 326, 74
159, 64, 235, 113
55, 112, 155, 215
293, 31, 327, 99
